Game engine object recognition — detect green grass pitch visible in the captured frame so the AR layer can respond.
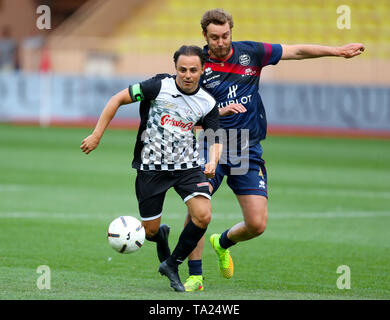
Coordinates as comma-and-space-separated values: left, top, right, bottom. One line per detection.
0, 124, 389, 300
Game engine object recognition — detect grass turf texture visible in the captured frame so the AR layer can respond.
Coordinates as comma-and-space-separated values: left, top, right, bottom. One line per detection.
0, 124, 389, 300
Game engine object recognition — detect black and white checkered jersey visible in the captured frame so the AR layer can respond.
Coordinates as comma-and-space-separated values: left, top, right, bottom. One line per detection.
129, 74, 219, 171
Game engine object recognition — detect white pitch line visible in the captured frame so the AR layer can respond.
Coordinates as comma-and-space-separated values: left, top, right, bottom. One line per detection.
0, 185, 28, 191
1, 183, 390, 200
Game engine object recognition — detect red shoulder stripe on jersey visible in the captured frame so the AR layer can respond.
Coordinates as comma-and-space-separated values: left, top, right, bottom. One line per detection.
261, 43, 273, 67
205, 62, 261, 77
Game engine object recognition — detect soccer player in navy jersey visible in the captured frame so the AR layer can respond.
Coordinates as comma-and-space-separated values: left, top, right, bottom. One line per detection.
81, 45, 222, 292
183, 8, 365, 291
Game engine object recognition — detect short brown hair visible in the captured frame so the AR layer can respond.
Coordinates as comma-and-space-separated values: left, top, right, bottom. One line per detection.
201, 9, 234, 34
173, 45, 206, 67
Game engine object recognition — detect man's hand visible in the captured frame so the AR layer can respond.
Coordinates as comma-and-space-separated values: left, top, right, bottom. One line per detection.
80, 88, 132, 155
80, 134, 100, 155
337, 43, 365, 58
203, 162, 217, 179
219, 103, 247, 116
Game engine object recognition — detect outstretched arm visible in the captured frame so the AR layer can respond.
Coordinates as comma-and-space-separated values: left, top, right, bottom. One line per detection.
281, 43, 365, 60
80, 88, 132, 154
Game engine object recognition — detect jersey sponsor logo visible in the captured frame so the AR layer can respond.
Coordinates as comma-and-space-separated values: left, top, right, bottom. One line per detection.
160, 114, 194, 132
205, 80, 221, 89
217, 94, 253, 108
203, 74, 220, 83
205, 67, 213, 76
203, 73, 221, 89
239, 53, 251, 66
243, 68, 257, 76
227, 85, 238, 99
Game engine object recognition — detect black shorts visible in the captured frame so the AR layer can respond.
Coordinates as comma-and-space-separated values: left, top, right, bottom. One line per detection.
135, 167, 211, 221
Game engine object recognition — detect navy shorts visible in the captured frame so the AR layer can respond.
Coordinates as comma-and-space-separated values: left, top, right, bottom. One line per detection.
209, 158, 268, 197
202, 142, 268, 198
135, 167, 211, 221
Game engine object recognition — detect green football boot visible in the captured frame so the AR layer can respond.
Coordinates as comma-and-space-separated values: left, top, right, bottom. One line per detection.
183, 275, 204, 292
210, 234, 234, 279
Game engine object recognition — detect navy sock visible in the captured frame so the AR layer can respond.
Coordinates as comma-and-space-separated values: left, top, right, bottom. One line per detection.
188, 260, 202, 276
219, 229, 236, 249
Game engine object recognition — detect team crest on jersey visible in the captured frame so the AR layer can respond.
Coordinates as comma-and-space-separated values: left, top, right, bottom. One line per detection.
239, 54, 251, 66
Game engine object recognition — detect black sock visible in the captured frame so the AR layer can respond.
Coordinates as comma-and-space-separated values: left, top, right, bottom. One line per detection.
219, 229, 236, 249
146, 226, 164, 243
167, 220, 207, 268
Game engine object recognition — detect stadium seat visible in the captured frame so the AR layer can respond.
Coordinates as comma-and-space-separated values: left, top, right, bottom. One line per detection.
109, 0, 388, 59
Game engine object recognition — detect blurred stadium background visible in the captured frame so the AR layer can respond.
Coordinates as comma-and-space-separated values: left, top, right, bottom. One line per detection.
0, 0, 389, 136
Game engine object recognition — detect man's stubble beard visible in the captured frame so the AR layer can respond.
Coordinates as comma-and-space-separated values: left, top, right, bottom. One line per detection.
208, 37, 233, 60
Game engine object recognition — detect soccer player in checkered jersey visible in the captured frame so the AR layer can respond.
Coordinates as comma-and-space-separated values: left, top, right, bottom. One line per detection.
183, 8, 364, 291
81, 45, 222, 292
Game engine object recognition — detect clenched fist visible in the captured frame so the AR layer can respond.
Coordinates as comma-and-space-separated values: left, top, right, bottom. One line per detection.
80, 134, 100, 155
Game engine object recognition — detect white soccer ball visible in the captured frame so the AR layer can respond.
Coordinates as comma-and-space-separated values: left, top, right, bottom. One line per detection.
107, 216, 145, 254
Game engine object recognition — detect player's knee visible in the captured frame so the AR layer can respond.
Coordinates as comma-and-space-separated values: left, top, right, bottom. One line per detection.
187, 196, 212, 228
143, 224, 159, 239
192, 209, 211, 229
246, 211, 268, 237
248, 220, 267, 236
199, 212, 211, 228
202, 211, 212, 226
247, 222, 266, 237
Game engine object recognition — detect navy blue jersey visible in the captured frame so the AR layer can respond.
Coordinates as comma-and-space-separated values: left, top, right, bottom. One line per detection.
201, 41, 282, 153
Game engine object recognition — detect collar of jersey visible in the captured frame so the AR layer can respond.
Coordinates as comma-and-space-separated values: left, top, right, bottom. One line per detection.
203, 44, 235, 64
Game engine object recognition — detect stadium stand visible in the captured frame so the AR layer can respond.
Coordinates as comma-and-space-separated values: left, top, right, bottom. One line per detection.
111, 0, 390, 59
1, 0, 389, 81
40, 0, 389, 84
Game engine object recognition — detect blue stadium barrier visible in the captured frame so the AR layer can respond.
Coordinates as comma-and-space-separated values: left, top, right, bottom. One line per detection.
0, 72, 389, 135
